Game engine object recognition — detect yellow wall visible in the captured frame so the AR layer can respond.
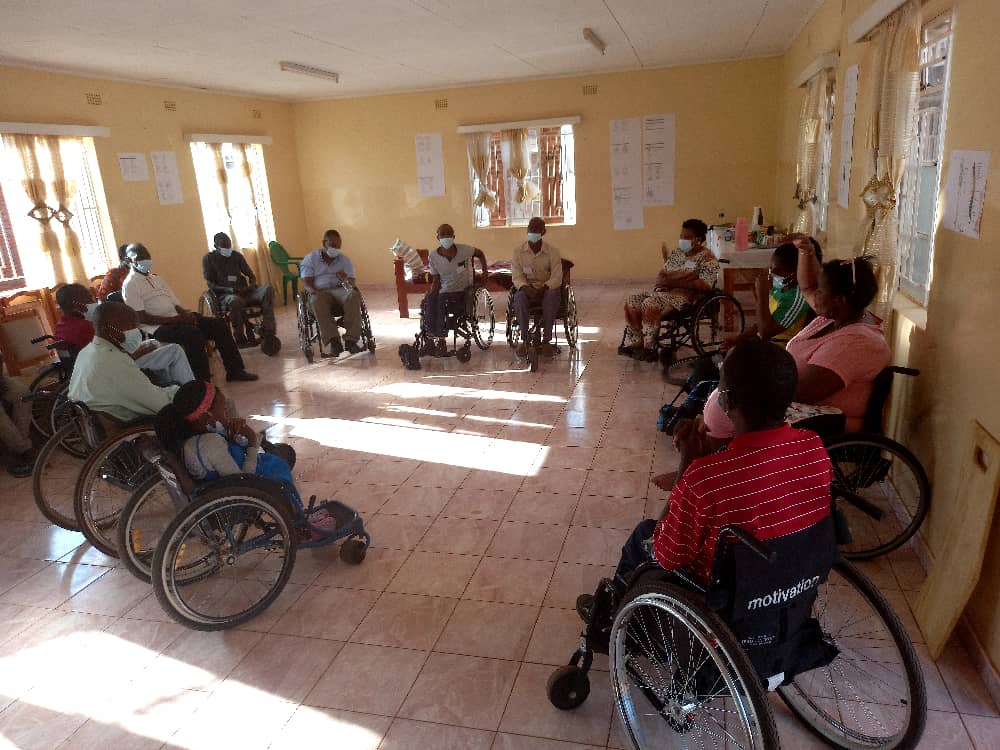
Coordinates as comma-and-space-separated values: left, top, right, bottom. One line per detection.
777, 0, 1000, 669
291, 58, 782, 284
0, 65, 308, 306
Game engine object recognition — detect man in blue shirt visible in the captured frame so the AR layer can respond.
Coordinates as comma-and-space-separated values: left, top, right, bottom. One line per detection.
300, 229, 363, 356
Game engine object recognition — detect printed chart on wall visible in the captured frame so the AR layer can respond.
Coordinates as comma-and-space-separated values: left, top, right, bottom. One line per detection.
837, 64, 859, 209
609, 117, 643, 230
942, 150, 990, 238
117, 153, 149, 182
150, 151, 183, 205
415, 133, 446, 197
642, 114, 675, 206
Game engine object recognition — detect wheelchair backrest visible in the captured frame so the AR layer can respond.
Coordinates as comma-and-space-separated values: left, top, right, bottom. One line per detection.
710, 515, 837, 683
862, 366, 920, 434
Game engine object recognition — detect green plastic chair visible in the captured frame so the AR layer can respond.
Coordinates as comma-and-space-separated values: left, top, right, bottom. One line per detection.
268, 241, 305, 305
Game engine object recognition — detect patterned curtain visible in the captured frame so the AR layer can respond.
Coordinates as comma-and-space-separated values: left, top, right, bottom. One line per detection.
47, 136, 87, 282
502, 128, 539, 204
466, 133, 496, 211
792, 74, 826, 235
209, 143, 235, 240
238, 143, 279, 290
858, 0, 922, 320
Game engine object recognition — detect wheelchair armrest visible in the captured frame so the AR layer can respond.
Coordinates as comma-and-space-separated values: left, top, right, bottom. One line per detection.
31, 334, 55, 345
888, 365, 920, 377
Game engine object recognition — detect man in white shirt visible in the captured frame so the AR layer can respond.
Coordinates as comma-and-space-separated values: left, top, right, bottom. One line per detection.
300, 229, 363, 356
68, 302, 179, 423
511, 217, 563, 356
422, 223, 487, 355
121, 243, 257, 382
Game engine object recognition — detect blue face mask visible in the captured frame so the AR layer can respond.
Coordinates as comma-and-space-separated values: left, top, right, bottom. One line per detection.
133, 259, 153, 274
218, 246, 233, 258
771, 274, 785, 289
325, 247, 340, 259
121, 328, 144, 353
678, 239, 693, 252
439, 237, 455, 249
527, 232, 542, 244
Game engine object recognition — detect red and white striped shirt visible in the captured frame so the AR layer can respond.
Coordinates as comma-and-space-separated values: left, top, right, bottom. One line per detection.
652, 424, 832, 584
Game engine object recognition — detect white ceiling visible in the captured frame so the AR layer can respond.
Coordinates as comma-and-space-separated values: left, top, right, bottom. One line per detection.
0, 0, 824, 101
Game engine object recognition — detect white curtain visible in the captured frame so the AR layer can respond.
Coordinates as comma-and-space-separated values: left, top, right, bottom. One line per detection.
858, 0, 922, 319
466, 133, 496, 211
237, 143, 279, 290
502, 128, 539, 204
792, 74, 827, 235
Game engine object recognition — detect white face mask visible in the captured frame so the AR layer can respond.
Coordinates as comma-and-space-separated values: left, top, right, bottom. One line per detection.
439, 237, 454, 249
771, 274, 785, 289
678, 239, 693, 252
206, 420, 227, 436
133, 259, 153, 274
218, 246, 233, 258
325, 247, 341, 259
526, 232, 542, 244
121, 328, 144, 353
83, 302, 99, 322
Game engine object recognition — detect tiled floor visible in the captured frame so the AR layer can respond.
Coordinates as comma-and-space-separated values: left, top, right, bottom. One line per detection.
1, 283, 997, 749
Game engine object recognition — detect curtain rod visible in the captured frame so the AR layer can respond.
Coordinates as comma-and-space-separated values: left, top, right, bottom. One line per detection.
456, 115, 581, 134
185, 133, 273, 145
0, 122, 110, 137
792, 52, 840, 88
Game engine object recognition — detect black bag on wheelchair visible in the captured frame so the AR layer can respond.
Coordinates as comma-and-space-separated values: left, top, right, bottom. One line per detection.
708, 516, 840, 688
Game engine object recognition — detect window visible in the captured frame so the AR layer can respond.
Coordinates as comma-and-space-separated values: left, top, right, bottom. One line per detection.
471, 124, 576, 228
0, 182, 25, 292
0, 136, 115, 290
189, 141, 276, 251
814, 84, 836, 233
897, 11, 953, 304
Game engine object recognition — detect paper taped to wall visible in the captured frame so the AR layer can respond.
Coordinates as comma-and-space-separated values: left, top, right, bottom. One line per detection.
117, 152, 149, 182
610, 117, 643, 230
642, 114, 675, 206
942, 149, 990, 239
150, 151, 183, 205
415, 133, 446, 197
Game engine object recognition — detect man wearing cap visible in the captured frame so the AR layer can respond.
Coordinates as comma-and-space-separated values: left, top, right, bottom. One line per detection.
202, 232, 277, 349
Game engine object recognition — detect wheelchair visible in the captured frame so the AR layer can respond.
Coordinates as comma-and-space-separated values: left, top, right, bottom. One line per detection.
398, 282, 495, 370
26, 335, 78, 448
549, 514, 926, 750
123, 436, 369, 630
505, 260, 579, 372
295, 282, 376, 363
198, 287, 281, 356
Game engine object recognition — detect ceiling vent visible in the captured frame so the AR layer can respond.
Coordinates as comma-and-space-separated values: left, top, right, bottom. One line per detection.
85, 92, 102, 106
163, 100, 177, 111
582, 84, 598, 96
434, 98, 449, 109
251, 108, 262, 119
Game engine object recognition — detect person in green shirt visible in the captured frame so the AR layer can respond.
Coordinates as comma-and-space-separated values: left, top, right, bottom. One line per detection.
749, 240, 818, 347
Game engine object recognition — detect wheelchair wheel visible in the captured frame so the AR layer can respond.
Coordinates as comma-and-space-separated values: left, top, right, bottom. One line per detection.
398, 343, 421, 370
611, 580, 779, 750
50, 394, 91, 459
778, 560, 926, 750
31, 422, 91, 530
74, 425, 159, 557
527, 346, 539, 372
505, 294, 522, 349
547, 664, 591, 710
28, 366, 64, 443
825, 434, 930, 560
471, 287, 495, 350
296, 294, 315, 363
117, 474, 177, 583
339, 537, 368, 565
456, 342, 472, 363
151, 486, 297, 631
691, 293, 744, 356
359, 295, 377, 353
562, 286, 579, 348
197, 290, 221, 318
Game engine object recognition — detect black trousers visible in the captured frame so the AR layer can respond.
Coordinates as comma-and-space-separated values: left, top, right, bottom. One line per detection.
614, 519, 659, 582
154, 315, 245, 380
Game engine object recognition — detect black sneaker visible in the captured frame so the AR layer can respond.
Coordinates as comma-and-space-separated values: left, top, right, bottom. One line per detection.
345, 340, 364, 355
576, 594, 595, 623
323, 339, 344, 358
226, 371, 259, 382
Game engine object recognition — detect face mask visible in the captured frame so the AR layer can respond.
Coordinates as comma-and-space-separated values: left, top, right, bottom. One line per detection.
83, 302, 99, 322
218, 247, 233, 258
133, 259, 153, 274
439, 237, 454, 249
678, 239, 693, 252
206, 420, 227, 436
121, 328, 144, 353
771, 274, 785, 289
325, 247, 340, 259
527, 232, 542, 244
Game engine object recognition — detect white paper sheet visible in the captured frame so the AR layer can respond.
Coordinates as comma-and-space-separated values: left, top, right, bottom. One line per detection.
942, 150, 990, 238
150, 151, 183, 205
837, 113, 856, 209
641, 114, 675, 206
610, 117, 643, 230
415, 133, 446, 197
842, 64, 859, 116
117, 152, 149, 182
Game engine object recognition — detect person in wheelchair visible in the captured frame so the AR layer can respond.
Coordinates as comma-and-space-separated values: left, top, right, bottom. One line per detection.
578, 339, 832, 621
53, 283, 195, 387
202, 232, 278, 350
511, 217, 562, 357
622, 218, 720, 360
300, 229, 364, 356
420, 223, 487, 356
0, 350, 34, 477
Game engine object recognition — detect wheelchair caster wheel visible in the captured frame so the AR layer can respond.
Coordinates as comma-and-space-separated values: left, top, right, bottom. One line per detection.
304, 345, 314, 364
547, 665, 590, 710
398, 344, 421, 370
527, 347, 539, 372
260, 335, 281, 357
456, 344, 472, 363
339, 538, 367, 565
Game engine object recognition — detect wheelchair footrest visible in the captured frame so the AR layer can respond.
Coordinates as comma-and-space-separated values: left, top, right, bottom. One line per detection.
297, 500, 365, 545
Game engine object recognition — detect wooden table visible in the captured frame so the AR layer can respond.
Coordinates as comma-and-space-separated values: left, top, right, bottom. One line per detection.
714, 247, 774, 328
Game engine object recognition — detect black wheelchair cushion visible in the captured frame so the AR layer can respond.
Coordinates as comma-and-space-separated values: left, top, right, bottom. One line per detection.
710, 515, 838, 684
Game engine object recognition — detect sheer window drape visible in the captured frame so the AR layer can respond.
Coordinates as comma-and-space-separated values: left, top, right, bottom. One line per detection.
793, 73, 833, 235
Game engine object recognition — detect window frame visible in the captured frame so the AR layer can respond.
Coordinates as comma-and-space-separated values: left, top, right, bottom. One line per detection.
896, 10, 953, 305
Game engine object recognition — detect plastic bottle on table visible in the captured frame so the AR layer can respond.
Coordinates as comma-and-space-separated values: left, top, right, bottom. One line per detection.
734, 217, 749, 252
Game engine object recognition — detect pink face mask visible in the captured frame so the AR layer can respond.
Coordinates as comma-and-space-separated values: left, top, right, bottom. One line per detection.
702, 388, 735, 439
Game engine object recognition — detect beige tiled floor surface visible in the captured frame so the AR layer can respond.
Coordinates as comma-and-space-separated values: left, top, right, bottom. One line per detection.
0, 284, 997, 749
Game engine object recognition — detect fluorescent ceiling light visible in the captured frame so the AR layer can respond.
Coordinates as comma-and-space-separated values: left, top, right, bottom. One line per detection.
582, 27, 606, 55
279, 61, 340, 83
